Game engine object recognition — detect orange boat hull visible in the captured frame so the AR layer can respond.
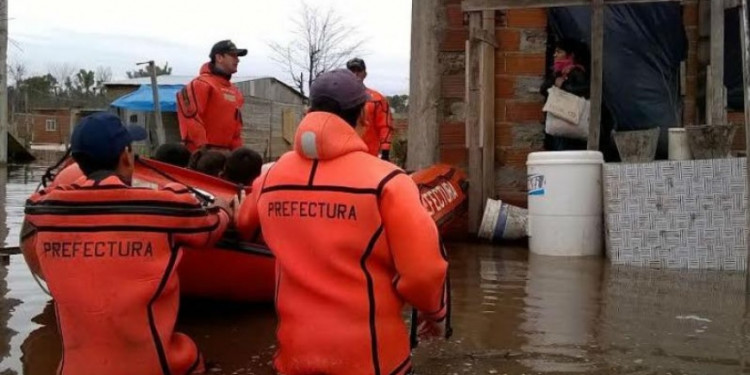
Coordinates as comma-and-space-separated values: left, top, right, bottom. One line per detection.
24, 158, 467, 303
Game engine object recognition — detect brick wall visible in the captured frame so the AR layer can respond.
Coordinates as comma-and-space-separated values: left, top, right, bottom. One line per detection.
432, 3, 721, 204
683, 1, 699, 126
13, 110, 73, 145
727, 111, 747, 152
437, 2, 546, 201
494, 8, 546, 196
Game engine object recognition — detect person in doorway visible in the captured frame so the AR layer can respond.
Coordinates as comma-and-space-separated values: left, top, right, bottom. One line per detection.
24, 112, 233, 375
346, 58, 395, 161
235, 69, 449, 375
540, 37, 591, 151
177, 40, 247, 152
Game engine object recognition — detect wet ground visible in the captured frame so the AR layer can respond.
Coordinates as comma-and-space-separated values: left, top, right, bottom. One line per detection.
0, 165, 749, 374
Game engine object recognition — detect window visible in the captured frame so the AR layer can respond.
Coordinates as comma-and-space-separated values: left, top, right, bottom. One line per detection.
45, 119, 57, 132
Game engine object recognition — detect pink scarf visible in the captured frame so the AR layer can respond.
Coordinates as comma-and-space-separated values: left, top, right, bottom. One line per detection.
554, 57, 585, 76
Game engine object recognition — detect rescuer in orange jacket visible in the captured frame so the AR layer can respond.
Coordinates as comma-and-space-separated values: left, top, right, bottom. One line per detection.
236, 69, 449, 375
24, 112, 232, 375
177, 40, 247, 152
346, 58, 394, 161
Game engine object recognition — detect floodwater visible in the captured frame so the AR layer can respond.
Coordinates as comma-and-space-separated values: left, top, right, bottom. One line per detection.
0, 165, 749, 374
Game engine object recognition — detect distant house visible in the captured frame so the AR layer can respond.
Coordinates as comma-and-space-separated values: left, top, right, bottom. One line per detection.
104, 75, 307, 160
11, 108, 101, 149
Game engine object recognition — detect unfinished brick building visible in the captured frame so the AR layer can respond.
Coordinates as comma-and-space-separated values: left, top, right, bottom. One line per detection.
407, 0, 747, 231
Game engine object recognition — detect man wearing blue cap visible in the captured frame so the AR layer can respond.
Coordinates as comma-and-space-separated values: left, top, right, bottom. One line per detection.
24, 112, 232, 375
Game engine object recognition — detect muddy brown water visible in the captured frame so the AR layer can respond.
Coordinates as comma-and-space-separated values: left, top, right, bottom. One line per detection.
0, 165, 748, 374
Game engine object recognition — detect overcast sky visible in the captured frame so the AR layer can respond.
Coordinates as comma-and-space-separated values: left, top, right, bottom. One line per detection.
8, 0, 412, 95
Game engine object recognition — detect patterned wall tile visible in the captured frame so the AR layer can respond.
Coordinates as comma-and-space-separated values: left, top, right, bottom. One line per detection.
604, 158, 748, 271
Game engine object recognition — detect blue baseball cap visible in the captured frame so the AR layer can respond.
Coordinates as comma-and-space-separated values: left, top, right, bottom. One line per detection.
70, 112, 147, 164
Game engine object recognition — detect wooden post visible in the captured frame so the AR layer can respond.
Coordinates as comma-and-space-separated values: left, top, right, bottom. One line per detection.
710, 0, 727, 126
147, 61, 166, 148
0, 0, 8, 164
407, 0, 443, 171
481, 11, 497, 208
738, 0, 750, 291
588, 0, 604, 151
467, 12, 483, 233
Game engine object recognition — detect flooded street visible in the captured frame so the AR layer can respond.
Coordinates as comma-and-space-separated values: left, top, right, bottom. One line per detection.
0, 166, 748, 374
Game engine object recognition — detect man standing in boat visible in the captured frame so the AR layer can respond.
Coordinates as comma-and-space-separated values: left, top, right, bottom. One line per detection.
346, 57, 394, 161
24, 112, 233, 375
177, 40, 247, 152
236, 69, 449, 375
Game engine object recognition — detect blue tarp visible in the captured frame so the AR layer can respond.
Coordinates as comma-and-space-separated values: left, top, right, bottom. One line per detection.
110, 84, 184, 112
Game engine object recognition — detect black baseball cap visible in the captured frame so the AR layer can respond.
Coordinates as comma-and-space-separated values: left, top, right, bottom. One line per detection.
310, 69, 370, 110
346, 58, 366, 72
209, 40, 248, 59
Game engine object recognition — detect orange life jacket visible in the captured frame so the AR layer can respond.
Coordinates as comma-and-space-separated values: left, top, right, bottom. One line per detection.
25, 173, 230, 375
177, 63, 244, 152
361, 88, 393, 155
21, 163, 85, 279
236, 112, 448, 375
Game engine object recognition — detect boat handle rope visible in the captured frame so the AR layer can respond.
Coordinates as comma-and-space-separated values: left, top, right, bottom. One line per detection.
134, 155, 216, 205
0, 247, 52, 297
39, 148, 72, 191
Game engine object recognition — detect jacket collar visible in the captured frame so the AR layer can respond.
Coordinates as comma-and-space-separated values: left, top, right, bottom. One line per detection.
293, 112, 368, 160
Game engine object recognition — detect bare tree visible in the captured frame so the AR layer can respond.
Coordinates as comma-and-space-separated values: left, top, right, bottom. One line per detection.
48, 62, 76, 95
9, 60, 25, 88
95, 66, 112, 94
269, 1, 366, 97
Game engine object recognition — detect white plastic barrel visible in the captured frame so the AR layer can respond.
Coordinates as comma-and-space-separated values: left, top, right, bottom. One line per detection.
526, 151, 604, 256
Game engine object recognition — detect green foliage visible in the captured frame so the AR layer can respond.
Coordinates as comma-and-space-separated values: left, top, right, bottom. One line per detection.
126, 62, 173, 79
387, 95, 408, 114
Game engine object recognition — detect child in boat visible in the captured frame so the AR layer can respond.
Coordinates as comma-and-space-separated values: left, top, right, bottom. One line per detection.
221, 147, 263, 186
154, 143, 192, 168
189, 147, 228, 177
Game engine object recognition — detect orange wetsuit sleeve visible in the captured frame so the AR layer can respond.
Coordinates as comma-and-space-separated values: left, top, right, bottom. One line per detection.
173, 206, 230, 249
375, 97, 394, 151
177, 79, 212, 151
235, 171, 266, 241
162, 183, 230, 248
380, 173, 448, 318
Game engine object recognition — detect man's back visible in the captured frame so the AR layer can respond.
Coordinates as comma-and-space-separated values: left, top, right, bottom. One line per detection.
238, 112, 447, 375
361, 87, 393, 157
26, 174, 229, 375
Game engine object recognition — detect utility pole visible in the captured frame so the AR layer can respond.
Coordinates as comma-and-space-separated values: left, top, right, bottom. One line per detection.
0, 0, 9, 164
137, 60, 166, 150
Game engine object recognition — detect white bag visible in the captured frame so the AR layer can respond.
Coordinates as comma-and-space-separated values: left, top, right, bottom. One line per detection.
542, 87, 590, 140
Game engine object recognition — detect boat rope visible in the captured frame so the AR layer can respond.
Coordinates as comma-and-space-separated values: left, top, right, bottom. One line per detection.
31, 270, 52, 297
134, 155, 215, 205
39, 148, 72, 191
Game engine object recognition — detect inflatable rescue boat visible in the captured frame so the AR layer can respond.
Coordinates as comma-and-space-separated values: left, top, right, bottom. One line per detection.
22, 157, 467, 302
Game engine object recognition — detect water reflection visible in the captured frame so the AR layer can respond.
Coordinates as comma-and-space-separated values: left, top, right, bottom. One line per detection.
520, 254, 602, 372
